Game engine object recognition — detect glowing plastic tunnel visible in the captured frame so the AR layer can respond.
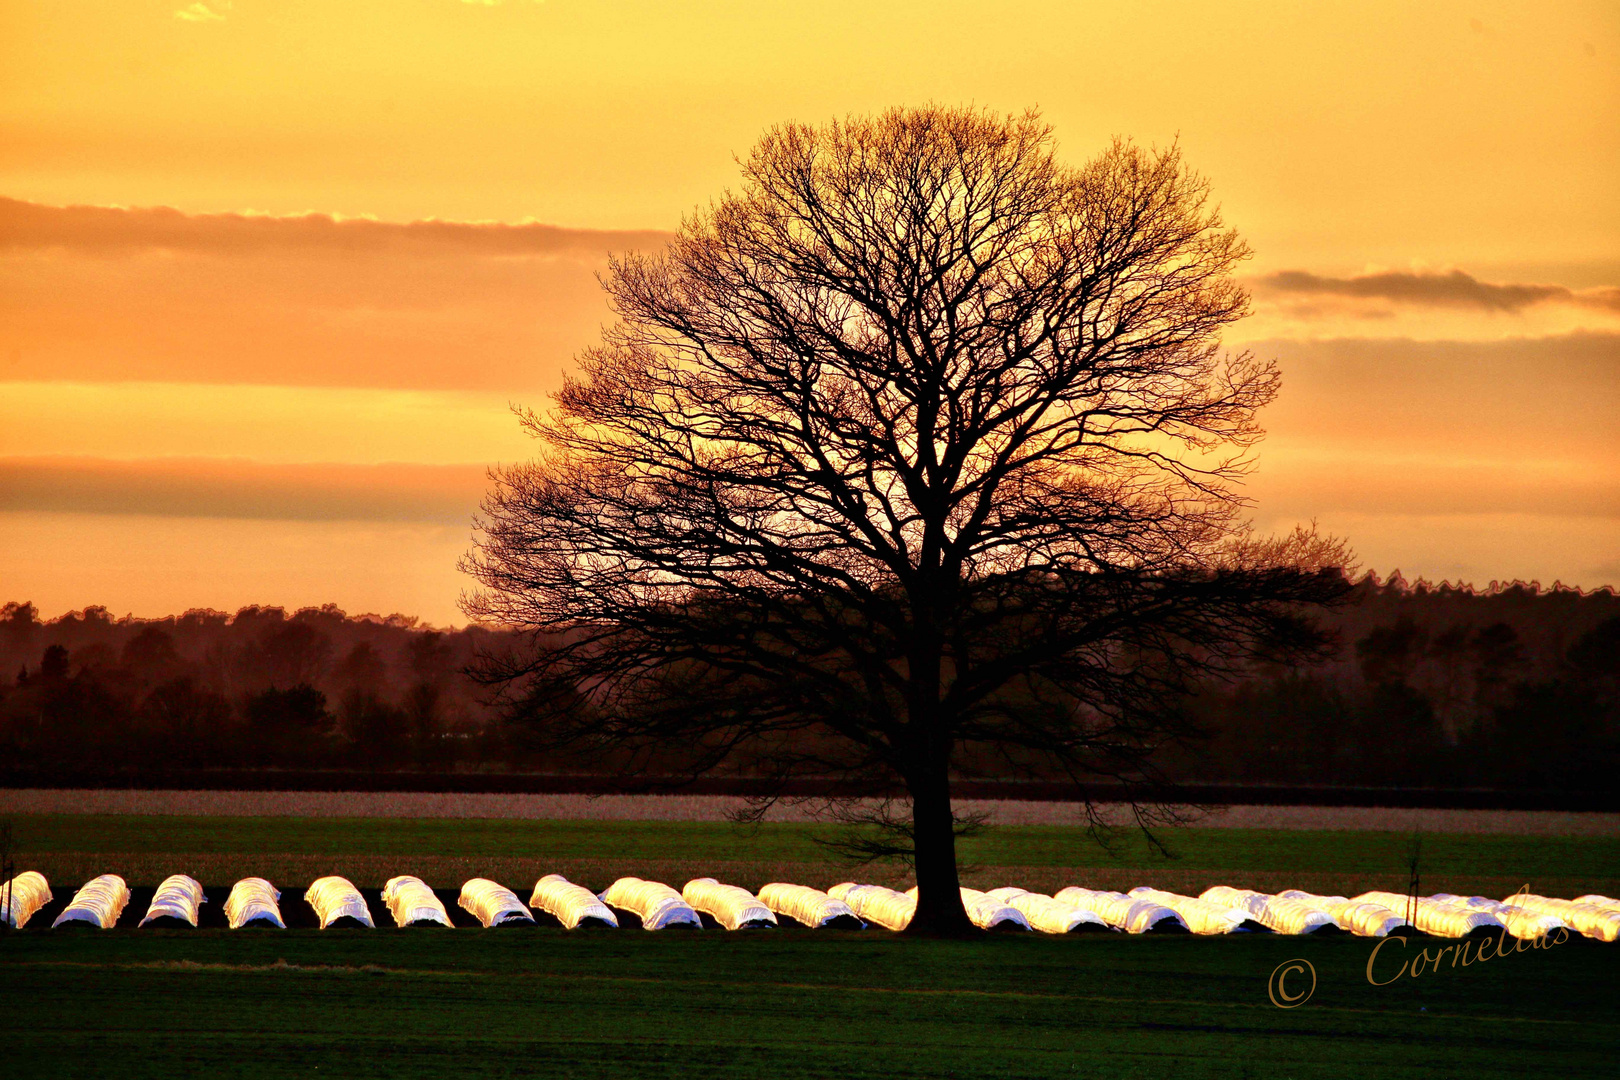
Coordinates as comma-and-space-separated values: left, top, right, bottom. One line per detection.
1352, 891, 1504, 938
1128, 888, 1254, 934
1499, 893, 1618, 942
0, 871, 52, 929
682, 878, 777, 930
529, 874, 618, 929
459, 878, 535, 928
140, 874, 205, 927
600, 877, 702, 930
756, 883, 863, 929
1278, 890, 1406, 937
52, 875, 129, 929
828, 883, 915, 931
1430, 893, 1561, 940
1199, 886, 1337, 935
305, 876, 375, 929
382, 875, 453, 928
224, 877, 285, 929
986, 887, 1109, 934
901, 887, 1028, 931
1054, 888, 1186, 933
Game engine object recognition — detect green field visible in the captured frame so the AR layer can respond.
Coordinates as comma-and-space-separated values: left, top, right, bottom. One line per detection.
5, 815, 1618, 1077
9, 814, 1620, 899
4, 924, 1616, 1078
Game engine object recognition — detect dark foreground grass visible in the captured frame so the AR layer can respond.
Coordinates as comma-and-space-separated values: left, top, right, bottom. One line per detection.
9, 815, 1620, 900
2, 925, 1615, 1079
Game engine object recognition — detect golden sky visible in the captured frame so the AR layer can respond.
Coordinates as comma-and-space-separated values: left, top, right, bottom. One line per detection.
2, 0, 1617, 623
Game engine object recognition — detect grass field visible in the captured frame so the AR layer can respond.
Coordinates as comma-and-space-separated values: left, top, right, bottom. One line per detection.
5, 814, 1618, 1077
4, 924, 1616, 1078
8, 814, 1620, 898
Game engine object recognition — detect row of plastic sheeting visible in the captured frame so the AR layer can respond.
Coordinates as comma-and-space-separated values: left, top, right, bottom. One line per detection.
1519, 893, 1620, 942
909, 887, 1030, 932
683, 878, 777, 929
1200, 886, 1338, 935
383, 875, 453, 928
1128, 888, 1257, 934
600, 877, 702, 929
140, 875, 206, 927
1, 871, 53, 928
459, 878, 534, 928
53, 875, 130, 929
1055, 888, 1187, 933
829, 882, 915, 931
306, 876, 374, 929
987, 888, 1109, 934
1352, 891, 1505, 939
225, 878, 286, 929
531, 874, 618, 928
757, 883, 862, 929
9, 869, 1619, 942
1430, 893, 1562, 940
1278, 890, 1407, 937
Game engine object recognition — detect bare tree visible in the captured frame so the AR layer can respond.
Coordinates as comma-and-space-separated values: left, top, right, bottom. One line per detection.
463, 106, 1352, 934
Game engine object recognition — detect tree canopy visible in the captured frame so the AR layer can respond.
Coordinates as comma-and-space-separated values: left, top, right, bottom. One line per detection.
463, 106, 1353, 933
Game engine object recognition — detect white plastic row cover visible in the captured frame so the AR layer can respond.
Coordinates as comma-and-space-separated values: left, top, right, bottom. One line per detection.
904, 887, 1030, 931
1, 871, 53, 929
225, 878, 286, 929
1353, 891, 1505, 939
305, 876, 375, 929
1515, 893, 1620, 942
1054, 888, 1187, 933
1430, 893, 1562, 940
1277, 890, 1407, 937
599, 877, 702, 929
682, 879, 777, 930
530, 875, 619, 928
1199, 886, 1337, 935
459, 878, 535, 928
382, 875, 453, 928
828, 883, 914, 931
986, 888, 1108, 934
140, 875, 206, 927
53, 875, 130, 929
757, 883, 862, 928
1127, 888, 1258, 934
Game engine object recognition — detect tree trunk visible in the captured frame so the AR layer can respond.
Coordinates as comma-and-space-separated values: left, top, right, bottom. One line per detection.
904, 764, 976, 936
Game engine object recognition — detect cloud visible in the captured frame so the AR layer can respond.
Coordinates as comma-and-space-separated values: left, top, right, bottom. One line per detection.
0, 198, 671, 393
0, 457, 488, 524
1255, 268, 1620, 314
1252, 331, 1620, 457
0, 197, 670, 258
174, 1, 229, 22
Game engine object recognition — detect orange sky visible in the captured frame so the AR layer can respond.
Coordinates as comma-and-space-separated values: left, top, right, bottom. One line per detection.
2, 0, 1617, 624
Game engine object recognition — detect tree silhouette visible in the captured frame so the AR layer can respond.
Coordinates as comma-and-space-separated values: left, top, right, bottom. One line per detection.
464, 106, 1353, 933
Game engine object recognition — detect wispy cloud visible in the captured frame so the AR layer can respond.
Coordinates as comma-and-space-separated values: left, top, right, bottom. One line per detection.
0, 457, 487, 524
0, 197, 670, 257
174, 1, 230, 22
1256, 268, 1620, 314
0, 198, 671, 393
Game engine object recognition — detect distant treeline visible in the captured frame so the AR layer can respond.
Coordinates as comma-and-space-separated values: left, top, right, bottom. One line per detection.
1163, 574, 1620, 793
0, 603, 544, 773
2, 575, 1617, 792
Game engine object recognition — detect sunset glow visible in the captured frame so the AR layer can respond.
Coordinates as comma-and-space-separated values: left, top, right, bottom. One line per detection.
3, 0, 1616, 622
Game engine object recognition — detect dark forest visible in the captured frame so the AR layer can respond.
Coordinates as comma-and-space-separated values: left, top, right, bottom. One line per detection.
2, 575, 1615, 793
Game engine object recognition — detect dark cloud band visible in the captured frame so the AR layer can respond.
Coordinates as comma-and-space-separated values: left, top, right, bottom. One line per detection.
1257, 268, 1620, 313
0, 457, 489, 523
0, 197, 670, 256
